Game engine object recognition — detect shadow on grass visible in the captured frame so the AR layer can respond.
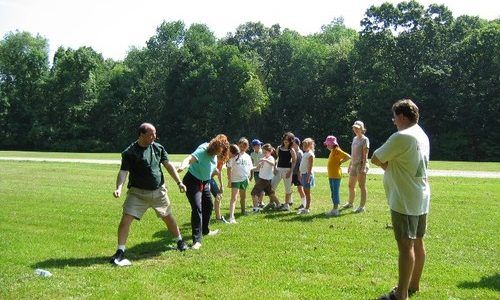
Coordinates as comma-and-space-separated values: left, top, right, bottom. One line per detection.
261, 209, 354, 222
457, 273, 500, 291
32, 235, 181, 269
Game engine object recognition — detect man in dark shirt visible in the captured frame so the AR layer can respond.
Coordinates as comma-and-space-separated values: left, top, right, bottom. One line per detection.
110, 123, 188, 264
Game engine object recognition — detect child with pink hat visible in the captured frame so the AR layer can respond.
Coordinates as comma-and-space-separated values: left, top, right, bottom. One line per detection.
324, 135, 351, 217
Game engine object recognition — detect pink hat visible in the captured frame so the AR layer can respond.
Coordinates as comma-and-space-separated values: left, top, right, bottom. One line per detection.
324, 135, 338, 147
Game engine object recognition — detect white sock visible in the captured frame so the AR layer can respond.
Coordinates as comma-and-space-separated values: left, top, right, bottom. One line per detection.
301, 197, 306, 206
118, 245, 126, 251
176, 235, 183, 241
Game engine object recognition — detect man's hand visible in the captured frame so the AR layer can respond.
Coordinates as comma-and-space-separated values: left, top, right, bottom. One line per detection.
113, 188, 121, 198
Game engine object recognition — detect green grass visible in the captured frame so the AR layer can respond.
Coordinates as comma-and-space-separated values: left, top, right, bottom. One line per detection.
0, 160, 499, 299
1, 151, 499, 172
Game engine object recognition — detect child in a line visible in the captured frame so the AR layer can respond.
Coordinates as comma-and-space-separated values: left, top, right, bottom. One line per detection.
297, 138, 315, 214
210, 154, 228, 223
226, 138, 253, 223
270, 132, 297, 211
251, 144, 281, 211
324, 135, 351, 217
291, 137, 306, 209
250, 139, 265, 207
346, 120, 370, 213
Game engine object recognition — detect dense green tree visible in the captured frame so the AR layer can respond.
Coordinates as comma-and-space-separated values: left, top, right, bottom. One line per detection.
445, 20, 500, 160
42, 46, 107, 150
0, 31, 49, 149
0, 3, 498, 161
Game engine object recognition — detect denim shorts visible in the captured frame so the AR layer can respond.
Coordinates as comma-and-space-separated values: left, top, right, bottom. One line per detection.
300, 173, 315, 189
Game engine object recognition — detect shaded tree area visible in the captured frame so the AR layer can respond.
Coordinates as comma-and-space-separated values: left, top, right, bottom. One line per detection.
0, 1, 498, 161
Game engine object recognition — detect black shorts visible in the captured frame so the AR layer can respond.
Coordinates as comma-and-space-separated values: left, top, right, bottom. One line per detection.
292, 174, 302, 186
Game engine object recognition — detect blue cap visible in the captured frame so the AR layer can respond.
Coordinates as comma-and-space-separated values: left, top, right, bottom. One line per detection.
251, 139, 263, 146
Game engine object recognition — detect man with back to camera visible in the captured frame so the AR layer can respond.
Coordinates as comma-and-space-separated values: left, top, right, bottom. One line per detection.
372, 99, 430, 300
110, 122, 188, 264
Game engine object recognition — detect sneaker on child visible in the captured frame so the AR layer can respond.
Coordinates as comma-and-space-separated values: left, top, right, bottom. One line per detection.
297, 208, 310, 215
218, 216, 229, 223
177, 239, 188, 251
263, 202, 277, 211
326, 209, 340, 217
278, 203, 291, 212
354, 207, 365, 213
342, 203, 353, 209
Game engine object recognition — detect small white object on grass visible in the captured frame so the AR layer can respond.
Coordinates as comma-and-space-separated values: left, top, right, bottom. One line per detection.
34, 269, 52, 277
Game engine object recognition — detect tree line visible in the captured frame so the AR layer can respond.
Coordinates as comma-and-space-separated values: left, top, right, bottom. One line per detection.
0, 1, 498, 161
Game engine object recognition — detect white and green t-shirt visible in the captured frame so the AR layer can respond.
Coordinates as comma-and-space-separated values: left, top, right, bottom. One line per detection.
227, 152, 253, 183
373, 124, 430, 216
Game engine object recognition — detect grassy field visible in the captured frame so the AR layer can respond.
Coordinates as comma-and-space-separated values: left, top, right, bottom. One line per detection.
0, 159, 498, 299
1, 150, 499, 172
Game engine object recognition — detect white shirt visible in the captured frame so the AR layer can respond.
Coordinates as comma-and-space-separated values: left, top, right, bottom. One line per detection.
227, 152, 253, 183
373, 124, 430, 215
258, 156, 275, 180
299, 150, 315, 175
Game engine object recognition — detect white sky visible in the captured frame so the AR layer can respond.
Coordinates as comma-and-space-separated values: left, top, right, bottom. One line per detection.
1, 0, 498, 61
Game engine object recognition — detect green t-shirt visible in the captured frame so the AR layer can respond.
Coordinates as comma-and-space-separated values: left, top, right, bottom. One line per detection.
188, 143, 216, 181
120, 141, 168, 190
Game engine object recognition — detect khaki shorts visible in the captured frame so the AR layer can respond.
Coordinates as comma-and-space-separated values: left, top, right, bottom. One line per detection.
123, 185, 172, 220
349, 162, 369, 176
391, 210, 427, 240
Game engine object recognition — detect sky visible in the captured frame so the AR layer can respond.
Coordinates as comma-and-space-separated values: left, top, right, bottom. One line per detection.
1, 0, 498, 61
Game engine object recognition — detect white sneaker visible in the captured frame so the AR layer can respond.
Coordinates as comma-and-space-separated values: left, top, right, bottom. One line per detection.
297, 208, 310, 215
228, 218, 237, 224
342, 203, 353, 209
354, 207, 365, 213
278, 203, 291, 212
192, 242, 202, 250
326, 209, 340, 217
208, 229, 220, 236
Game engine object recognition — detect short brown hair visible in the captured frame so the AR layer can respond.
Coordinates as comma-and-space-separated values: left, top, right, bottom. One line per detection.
392, 99, 420, 124
262, 143, 277, 159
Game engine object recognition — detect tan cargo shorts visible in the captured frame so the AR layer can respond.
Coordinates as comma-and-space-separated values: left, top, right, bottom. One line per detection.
123, 185, 172, 220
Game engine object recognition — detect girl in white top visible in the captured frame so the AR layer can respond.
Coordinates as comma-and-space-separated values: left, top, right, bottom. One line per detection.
298, 138, 315, 214
226, 138, 253, 223
346, 120, 370, 213
250, 144, 281, 211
